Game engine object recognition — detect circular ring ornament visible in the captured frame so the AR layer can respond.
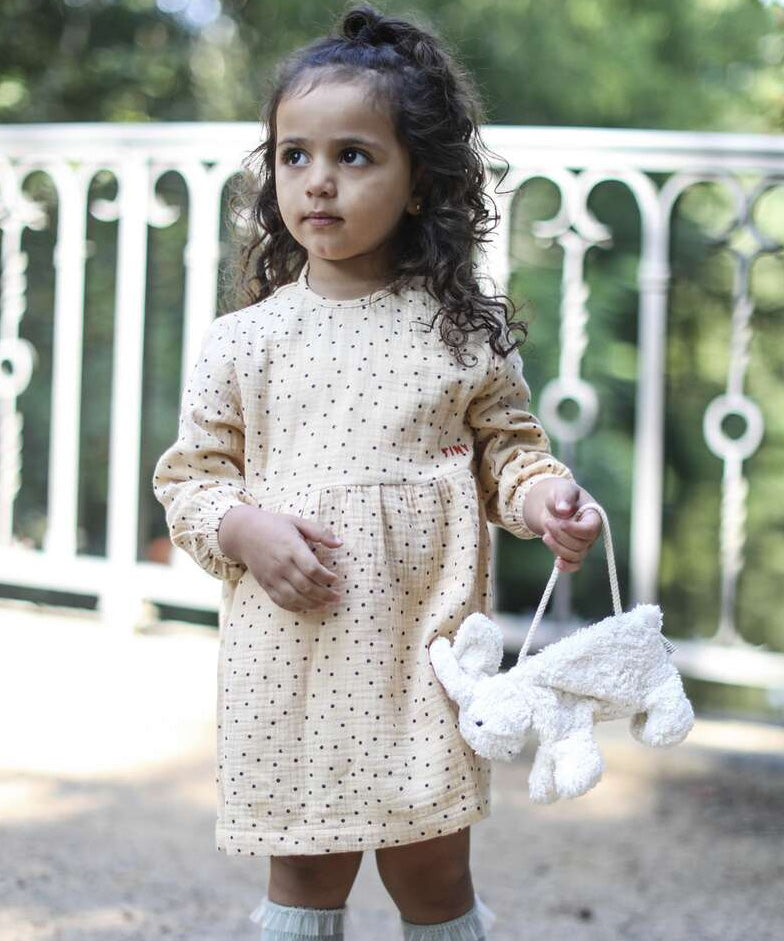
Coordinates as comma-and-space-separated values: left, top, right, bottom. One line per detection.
703, 393, 764, 461
0, 337, 35, 398
539, 377, 599, 443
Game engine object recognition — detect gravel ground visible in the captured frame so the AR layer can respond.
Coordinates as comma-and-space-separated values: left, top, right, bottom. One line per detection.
1, 602, 783, 941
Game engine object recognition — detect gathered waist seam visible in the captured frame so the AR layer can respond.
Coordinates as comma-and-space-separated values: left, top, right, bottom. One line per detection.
255, 466, 477, 509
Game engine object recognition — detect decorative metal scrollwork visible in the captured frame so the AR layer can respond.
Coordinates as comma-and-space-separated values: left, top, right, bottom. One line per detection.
0, 160, 48, 546
697, 174, 783, 645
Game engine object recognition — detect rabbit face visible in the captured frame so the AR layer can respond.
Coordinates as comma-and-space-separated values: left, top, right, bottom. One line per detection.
457, 673, 533, 761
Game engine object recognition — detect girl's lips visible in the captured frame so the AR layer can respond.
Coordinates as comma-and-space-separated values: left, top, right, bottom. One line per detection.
305, 216, 342, 227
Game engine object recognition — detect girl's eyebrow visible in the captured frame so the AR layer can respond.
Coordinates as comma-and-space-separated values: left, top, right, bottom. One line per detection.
277, 135, 383, 150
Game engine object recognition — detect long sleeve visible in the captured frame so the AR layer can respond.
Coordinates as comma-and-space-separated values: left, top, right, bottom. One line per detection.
466, 343, 574, 539
152, 313, 259, 581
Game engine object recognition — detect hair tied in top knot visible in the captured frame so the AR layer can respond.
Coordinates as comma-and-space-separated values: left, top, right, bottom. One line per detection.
343, 7, 393, 46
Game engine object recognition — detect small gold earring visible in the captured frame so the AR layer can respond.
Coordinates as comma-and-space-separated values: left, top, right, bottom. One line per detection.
413, 200, 422, 214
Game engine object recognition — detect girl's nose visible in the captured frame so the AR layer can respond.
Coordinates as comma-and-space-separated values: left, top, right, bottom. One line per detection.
306, 163, 336, 197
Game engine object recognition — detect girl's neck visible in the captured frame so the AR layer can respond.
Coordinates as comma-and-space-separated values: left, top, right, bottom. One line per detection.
305, 256, 395, 302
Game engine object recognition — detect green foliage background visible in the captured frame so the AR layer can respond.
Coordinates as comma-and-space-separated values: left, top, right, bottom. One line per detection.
3, 2, 783, 715
2, 1, 782, 130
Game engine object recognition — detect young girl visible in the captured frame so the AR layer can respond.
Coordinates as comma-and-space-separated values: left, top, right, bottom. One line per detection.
153, 4, 601, 939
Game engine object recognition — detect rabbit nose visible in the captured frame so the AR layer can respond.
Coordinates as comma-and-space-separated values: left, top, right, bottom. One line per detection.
475, 720, 483, 727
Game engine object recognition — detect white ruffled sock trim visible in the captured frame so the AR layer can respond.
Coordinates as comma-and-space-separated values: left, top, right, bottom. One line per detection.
249, 894, 348, 938
400, 893, 497, 940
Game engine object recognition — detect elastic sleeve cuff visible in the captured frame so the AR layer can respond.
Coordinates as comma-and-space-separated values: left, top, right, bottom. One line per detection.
199, 489, 260, 577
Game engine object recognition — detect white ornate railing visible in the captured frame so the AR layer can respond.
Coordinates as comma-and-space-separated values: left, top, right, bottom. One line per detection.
0, 123, 782, 693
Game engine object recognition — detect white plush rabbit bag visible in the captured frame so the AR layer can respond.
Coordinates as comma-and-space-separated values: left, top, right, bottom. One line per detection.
428, 503, 695, 804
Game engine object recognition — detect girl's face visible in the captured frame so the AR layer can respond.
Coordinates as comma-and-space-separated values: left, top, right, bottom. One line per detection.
274, 77, 421, 281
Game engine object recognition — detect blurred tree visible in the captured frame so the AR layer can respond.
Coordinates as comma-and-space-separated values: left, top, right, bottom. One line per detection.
0, 0, 781, 130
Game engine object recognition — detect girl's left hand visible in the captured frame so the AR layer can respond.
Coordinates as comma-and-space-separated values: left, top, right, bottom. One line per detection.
540, 479, 603, 573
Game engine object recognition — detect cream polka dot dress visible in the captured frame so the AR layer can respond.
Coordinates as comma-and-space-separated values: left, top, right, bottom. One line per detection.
152, 259, 573, 857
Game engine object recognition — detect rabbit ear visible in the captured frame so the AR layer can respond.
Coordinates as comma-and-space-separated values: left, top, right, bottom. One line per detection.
429, 614, 504, 709
451, 613, 504, 679
429, 637, 477, 709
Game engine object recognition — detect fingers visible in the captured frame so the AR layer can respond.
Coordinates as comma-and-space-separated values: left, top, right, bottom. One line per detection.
544, 524, 584, 553
291, 516, 343, 547
555, 556, 580, 574
542, 505, 602, 572
542, 530, 586, 570
279, 573, 342, 613
544, 515, 599, 549
300, 540, 341, 586
558, 515, 602, 541
288, 546, 343, 610
257, 545, 344, 614
267, 568, 342, 613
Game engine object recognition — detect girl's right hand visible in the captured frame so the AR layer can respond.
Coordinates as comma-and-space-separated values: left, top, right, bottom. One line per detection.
218, 505, 343, 613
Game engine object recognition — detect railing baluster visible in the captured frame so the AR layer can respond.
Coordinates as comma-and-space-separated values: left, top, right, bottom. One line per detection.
101, 158, 150, 632
44, 162, 90, 559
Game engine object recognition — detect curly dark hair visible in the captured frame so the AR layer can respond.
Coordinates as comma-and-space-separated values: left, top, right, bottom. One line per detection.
224, 1, 527, 366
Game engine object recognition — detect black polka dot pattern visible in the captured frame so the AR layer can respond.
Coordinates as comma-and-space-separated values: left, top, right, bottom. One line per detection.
152, 259, 573, 856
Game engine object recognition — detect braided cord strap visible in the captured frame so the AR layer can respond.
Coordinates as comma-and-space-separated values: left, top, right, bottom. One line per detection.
517, 502, 675, 661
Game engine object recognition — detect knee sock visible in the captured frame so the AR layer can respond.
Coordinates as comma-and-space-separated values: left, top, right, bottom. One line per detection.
400, 893, 497, 941
249, 895, 347, 940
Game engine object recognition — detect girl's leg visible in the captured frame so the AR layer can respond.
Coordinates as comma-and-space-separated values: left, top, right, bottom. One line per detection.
268, 850, 363, 908
249, 851, 363, 939
375, 827, 491, 937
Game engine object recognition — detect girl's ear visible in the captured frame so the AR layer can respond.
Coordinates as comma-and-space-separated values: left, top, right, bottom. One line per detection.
410, 162, 425, 188
407, 164, 428, 211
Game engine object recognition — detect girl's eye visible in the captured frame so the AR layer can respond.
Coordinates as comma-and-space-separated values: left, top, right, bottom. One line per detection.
280, 147, 371, 166
341, 148, 370, 166
281, 148, 305, 166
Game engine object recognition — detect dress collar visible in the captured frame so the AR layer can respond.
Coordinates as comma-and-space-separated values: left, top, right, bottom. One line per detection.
296, 259, 414, 309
